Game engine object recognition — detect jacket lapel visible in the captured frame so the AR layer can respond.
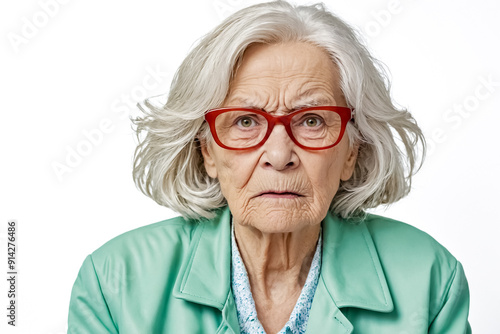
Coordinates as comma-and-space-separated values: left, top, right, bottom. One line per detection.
173, 207, 232, 308
173, 207, 240, 333
306, 212, 394, 333
218, 290, 240, 334
306, 278, 354, 333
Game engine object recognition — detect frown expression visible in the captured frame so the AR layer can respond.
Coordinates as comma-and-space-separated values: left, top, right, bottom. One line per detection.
202, 42, 358, 233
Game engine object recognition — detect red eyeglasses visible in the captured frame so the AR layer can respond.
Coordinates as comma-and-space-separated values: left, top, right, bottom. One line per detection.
204, 106, 354, 150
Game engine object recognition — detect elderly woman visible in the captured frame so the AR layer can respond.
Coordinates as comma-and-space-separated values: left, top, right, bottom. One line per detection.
68, 1, 471, 333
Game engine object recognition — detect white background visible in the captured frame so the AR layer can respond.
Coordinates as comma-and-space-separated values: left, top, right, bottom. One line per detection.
1, 0, 499, 333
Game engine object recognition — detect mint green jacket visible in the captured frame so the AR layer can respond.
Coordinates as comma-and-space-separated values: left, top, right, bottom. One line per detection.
68, 207, 471, 333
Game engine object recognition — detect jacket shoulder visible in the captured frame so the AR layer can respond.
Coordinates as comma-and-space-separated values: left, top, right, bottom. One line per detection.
364, 214, 456, 256
362, 213, 457, 266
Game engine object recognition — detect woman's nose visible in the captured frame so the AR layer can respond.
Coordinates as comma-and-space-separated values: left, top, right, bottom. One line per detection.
261, 124, 299, 171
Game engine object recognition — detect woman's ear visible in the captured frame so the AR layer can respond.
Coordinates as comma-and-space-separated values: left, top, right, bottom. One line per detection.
200, 138, 218, 178
340, 142, 359, 181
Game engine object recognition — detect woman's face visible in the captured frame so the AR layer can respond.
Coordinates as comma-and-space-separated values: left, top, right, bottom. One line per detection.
202, 42, 358, 233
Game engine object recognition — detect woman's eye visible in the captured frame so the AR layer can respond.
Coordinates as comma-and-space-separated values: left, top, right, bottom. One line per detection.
303, 117, 322, 127
236, 117, 256, 127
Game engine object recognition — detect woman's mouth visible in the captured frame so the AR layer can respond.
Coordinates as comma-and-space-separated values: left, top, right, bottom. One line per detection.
258, 191, 303, 199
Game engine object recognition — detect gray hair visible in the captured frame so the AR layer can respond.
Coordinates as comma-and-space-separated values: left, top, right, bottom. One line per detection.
132, 0, 426, 220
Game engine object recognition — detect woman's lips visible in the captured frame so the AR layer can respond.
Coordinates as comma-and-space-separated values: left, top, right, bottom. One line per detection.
258, 191, 303, 198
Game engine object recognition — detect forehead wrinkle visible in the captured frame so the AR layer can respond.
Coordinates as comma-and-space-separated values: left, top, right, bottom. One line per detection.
224, 49, 342, 111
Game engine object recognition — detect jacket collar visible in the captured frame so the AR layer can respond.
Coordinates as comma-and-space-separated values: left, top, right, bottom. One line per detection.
319, 212, 393, 312
173, 207, 232, 310
173, 207, 393, 332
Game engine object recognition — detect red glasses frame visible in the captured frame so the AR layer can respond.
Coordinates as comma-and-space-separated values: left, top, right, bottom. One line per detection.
204, 106, 354, 150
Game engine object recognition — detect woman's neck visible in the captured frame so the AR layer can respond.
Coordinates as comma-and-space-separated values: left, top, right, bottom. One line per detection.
233, 222, 320, 299
233, 222, 321, 333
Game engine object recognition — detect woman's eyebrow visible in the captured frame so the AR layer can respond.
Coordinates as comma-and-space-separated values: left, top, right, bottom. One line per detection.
290, 101, 321, 110
290, 98, 332, 110
225, 97, 264, 109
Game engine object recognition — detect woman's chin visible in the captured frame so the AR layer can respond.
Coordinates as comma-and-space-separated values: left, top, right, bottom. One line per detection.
236, 210, 321, 234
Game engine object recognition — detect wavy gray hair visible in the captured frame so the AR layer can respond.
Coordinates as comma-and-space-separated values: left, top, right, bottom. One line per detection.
132, 0, 425, 220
